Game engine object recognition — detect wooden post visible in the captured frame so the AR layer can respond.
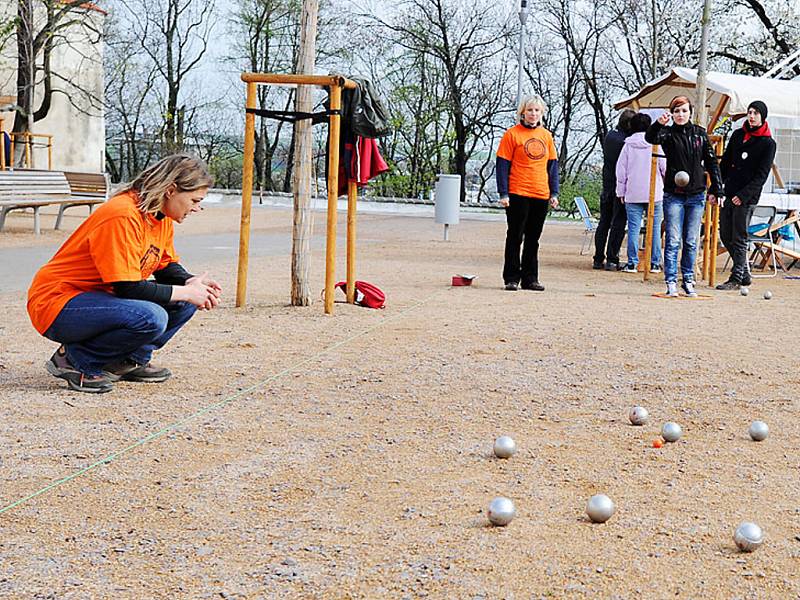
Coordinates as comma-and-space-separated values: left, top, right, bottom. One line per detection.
346, 180, 357, 303
46, 134, 52, 170
0, 133, 4, 171
24, 132, 31, 168
701, 202, 712, 280
324, 82, 343, 315
708, 138, 724, 287
642, 146, 658, 281
236, 81, 257, 307
290, 0, 319, 307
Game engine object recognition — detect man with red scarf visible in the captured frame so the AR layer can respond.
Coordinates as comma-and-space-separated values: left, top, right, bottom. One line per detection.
716, 100, 777, 290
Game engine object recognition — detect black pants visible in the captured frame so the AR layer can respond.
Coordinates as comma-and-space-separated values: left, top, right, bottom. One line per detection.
719, 202, 753, 283
503, 194, 549, 285
593, 192, 627, 265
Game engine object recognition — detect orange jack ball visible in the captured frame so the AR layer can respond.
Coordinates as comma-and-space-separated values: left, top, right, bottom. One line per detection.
652, 438, 664, 448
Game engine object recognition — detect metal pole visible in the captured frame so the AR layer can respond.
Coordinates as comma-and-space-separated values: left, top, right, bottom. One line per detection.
515, 0, 529, 108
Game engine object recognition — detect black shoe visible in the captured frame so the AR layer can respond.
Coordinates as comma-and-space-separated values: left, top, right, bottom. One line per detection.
104, 358, 172, 383
740, 276, 752, 286
715, 280, 740, 291
46, 348, 114, 393
604, 262, 619, 271
504, 282, 519, 291
592, 260, 604, 270
522, 281, 545, 291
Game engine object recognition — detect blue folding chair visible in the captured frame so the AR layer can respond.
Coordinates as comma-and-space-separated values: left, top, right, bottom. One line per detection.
574, 196, 596, 255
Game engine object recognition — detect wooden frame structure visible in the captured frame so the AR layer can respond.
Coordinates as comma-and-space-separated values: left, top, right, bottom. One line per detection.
236, 73, 358, 314
0, 117, 53, 171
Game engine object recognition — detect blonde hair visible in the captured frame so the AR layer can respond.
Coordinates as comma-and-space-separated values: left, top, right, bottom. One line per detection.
517, 94, 548, 124
119, 154, 214, 215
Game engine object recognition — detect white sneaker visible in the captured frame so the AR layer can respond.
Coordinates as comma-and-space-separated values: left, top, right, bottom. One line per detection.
682, 280, 698, 297
622, 263, 637, 273
666, 282, 679, 297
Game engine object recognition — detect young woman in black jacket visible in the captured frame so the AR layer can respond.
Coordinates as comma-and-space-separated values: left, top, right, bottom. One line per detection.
645, 95, 723, 297
715, 101, 778, 290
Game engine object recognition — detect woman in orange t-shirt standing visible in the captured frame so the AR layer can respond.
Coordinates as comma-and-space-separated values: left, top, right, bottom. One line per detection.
27, 154, 222, 393
496, 94, 560, 291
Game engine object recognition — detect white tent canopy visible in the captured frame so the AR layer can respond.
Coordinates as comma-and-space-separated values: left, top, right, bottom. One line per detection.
614, 67, 800, 126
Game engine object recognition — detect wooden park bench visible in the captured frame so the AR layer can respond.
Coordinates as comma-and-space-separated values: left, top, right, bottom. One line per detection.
59, 171, 109, 230
0, 169, 107, 234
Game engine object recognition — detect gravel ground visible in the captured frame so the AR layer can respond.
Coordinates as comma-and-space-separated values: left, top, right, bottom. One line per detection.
1, 204, 800, 599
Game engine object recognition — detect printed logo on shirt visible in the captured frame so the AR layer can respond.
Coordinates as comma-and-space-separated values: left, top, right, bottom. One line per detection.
140, 244, 162, 277
524, 138, 547, 160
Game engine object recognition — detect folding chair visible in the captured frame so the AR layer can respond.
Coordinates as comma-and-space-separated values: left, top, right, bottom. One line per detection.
747, 205, 778, 278
574, 196, 596, 256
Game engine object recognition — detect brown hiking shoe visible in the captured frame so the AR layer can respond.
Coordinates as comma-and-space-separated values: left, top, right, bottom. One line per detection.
104, 359, 171, 383
46, 347, 114, 394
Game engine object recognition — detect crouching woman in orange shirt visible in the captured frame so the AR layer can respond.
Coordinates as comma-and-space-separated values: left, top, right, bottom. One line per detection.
27, 154, 222, 393
496, 94, 559, 291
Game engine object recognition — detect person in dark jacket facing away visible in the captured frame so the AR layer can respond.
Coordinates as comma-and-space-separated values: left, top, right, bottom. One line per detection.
715, 100, 777, 290
645, 95, 723, 297
593, 108, 636, 270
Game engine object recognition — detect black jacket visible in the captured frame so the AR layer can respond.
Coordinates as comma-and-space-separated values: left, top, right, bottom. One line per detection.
719, 127, 777, 205
601, 127, 628, 199
645, 121, 722, 196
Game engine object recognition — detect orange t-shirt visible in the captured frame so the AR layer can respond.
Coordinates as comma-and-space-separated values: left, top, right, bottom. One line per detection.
496, 124, 557, 199
27, 191, 179, 334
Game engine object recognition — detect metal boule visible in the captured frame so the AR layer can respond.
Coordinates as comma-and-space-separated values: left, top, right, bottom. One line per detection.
493, 435, 517, 459
734, 522, 764, 552
763, 290, 773, 300
487, 496, 516, 526
749, 420, 769, 441
586, 494, 615, 523
674, 171, 690, 187
740, 286, 749, 296
628, 406, 649, 426
661, 422, 682, 442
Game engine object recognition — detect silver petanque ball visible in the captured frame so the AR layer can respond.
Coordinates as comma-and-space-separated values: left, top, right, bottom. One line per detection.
487, 496, 516, 526
749, 420, 769, 441
674, 171, 690, 187
734, 522, 764, 552
628, 406, 649, 426
493, 435, 517, 459
586, 494, 615, 523
661, 422, 683, 442
740, 286, 750, 296
763, 290, 773, 300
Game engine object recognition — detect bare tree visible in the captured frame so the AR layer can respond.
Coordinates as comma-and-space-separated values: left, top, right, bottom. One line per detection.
11, 0, 102, 149
115, 0, 215, 154
372, 0, 512, 202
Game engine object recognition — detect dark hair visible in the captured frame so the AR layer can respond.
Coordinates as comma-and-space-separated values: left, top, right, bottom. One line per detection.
618, 109, 637, 134
629, 112, 652, 133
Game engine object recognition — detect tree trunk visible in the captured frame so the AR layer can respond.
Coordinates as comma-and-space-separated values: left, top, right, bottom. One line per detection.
290, 0, 319, 306
13, 0, 35, 166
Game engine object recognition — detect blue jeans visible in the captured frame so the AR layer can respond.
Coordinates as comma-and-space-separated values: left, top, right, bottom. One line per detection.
663, 192, 706, 283
44, 292, 196, 376
625, 202, 663, 267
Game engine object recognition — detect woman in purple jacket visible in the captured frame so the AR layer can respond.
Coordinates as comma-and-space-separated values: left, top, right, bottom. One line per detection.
615, 113, 666, 273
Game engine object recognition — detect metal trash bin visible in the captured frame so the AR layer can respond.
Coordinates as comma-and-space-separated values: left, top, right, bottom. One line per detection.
434, 174, 460, 240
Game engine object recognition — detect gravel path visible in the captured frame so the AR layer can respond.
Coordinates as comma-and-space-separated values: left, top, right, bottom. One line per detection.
1, 204, 799, 598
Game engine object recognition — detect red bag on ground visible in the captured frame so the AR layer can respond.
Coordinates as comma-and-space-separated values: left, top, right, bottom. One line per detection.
335, 280, 385, 309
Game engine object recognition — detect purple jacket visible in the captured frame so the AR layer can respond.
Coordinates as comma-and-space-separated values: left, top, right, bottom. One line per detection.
615, 132, 666, 204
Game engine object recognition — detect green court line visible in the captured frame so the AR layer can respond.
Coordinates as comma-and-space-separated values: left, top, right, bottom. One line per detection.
0, 293, 437, 517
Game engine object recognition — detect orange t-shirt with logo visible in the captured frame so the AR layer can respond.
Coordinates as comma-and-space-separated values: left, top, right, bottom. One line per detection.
496, 124, 557, 199
27, 191, 179, 334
